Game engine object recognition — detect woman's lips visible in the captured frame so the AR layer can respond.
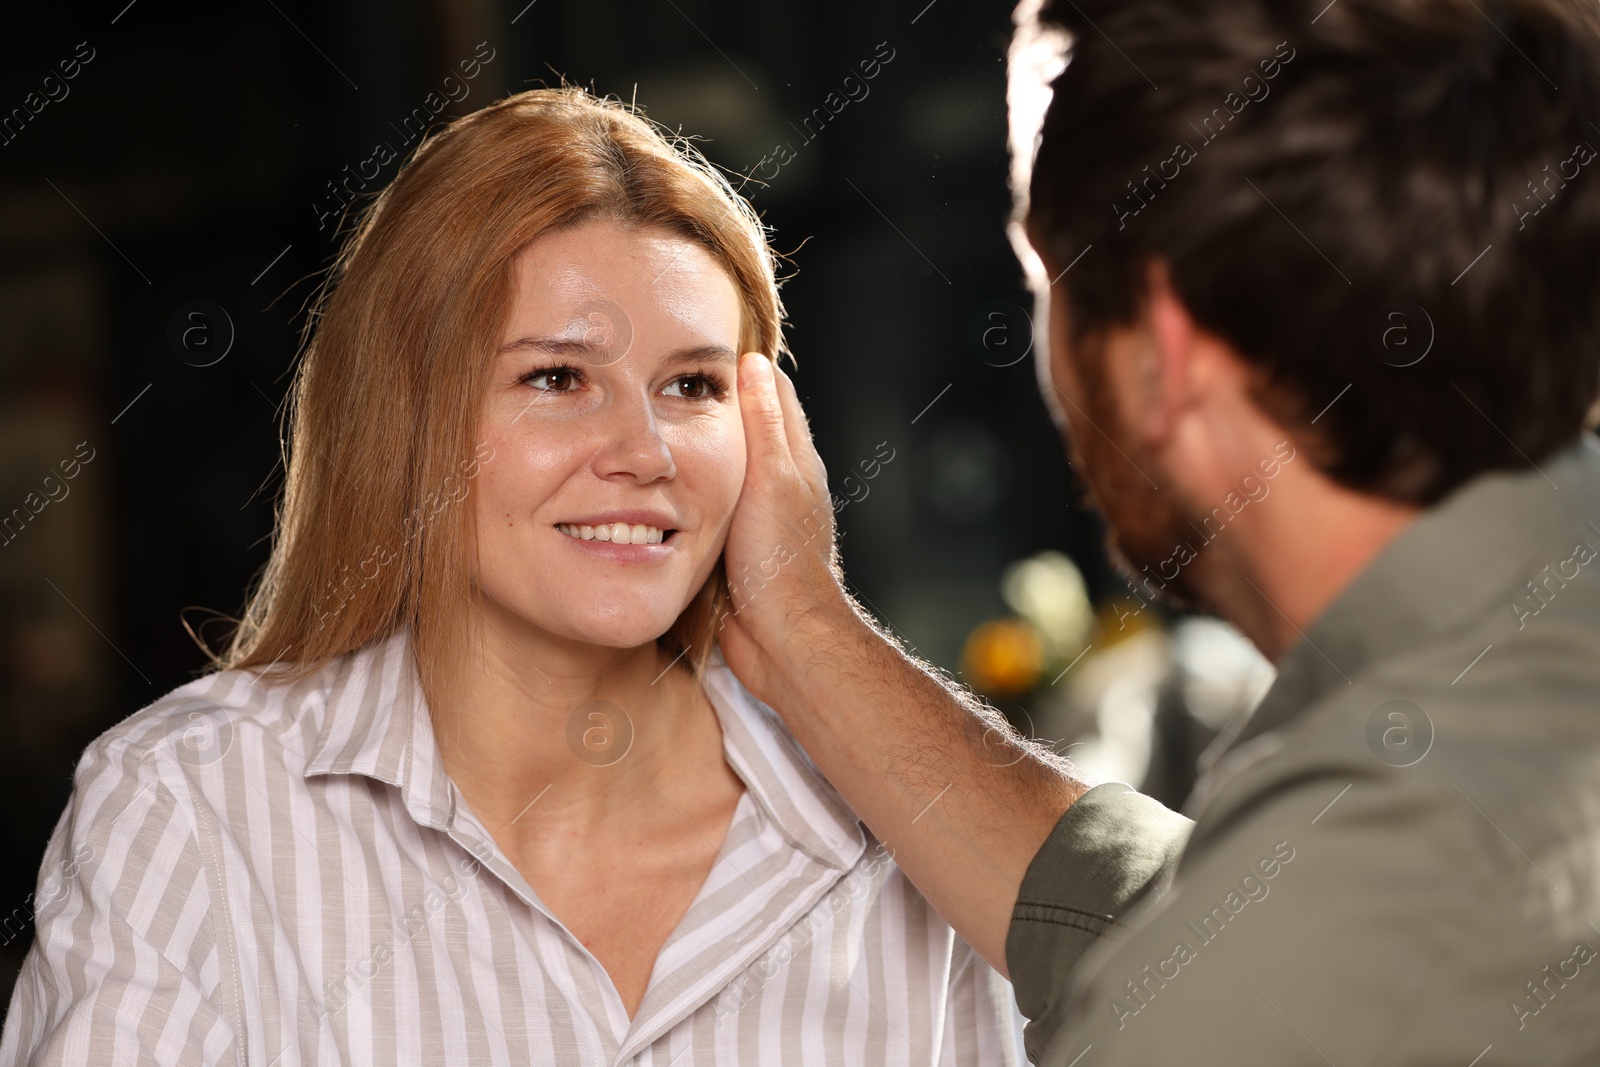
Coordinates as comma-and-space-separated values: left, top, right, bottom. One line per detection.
555, 521, 671, 545
552, 522, 677, 560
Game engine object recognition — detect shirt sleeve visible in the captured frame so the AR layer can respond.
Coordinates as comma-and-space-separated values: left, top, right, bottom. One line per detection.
1004, 782, 1194, 1062
0, 732, 238, 1066
1023, 766, 1562, 1067
937, 939, 1028, 1066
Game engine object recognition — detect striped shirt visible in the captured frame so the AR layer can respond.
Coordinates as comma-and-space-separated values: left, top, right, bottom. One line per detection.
0, 630, 1026, 1066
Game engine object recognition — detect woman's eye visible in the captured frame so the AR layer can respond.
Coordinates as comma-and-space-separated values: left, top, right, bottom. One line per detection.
663, 373, 727, 401
521, 366, 583, 392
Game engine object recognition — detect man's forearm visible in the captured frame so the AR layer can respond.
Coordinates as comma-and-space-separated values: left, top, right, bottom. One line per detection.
769, 593, 1090, 976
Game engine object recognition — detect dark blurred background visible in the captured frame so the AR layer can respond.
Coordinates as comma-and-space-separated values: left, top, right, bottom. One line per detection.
0, 0, 1274, 1019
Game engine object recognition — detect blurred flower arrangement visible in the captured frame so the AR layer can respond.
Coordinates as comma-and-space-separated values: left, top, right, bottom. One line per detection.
959, 546, 1169, 792
958, 550, 1096, 698
958, 549, 1273, 803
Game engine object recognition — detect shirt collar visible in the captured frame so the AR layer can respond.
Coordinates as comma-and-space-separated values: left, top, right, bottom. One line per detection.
1205, 433, 1600, 768
700, 642, 865, 870
302, 629, 456, 830
302, 630, 865, 869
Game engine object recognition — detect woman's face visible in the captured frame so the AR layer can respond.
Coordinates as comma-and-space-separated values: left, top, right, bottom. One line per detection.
473, 218, 747, 649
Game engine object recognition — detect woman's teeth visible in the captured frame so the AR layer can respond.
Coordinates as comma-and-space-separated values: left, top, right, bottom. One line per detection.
556, 522, 668, 545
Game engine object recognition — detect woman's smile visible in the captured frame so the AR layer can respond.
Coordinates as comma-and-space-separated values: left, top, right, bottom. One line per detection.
552, 517, 681, 561
472, 218, 746, 648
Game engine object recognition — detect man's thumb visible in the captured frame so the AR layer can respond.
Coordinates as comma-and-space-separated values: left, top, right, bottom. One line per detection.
738, 352, 791, 475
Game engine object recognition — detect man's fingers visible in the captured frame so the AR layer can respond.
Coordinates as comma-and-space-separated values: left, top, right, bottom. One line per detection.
770, 360, 825, 483
738, 352, 792, 475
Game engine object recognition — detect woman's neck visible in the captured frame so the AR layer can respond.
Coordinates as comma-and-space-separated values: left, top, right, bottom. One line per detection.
426, 602, 748, 1013
429, 602, 728, 842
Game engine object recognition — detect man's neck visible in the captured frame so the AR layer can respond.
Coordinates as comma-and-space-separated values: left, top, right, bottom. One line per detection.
1199, 470, 1424, 663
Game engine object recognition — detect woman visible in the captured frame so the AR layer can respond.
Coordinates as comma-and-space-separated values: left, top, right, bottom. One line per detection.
0, 88, 1026, 1065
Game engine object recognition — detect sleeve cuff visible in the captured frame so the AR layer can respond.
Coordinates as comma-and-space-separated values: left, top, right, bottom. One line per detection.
1005, 782, 1194, 1055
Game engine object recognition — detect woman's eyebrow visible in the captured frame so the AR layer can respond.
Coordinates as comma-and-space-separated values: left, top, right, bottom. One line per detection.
661, 344, 738, 367
498, 337, 738, 367
498, 337, 598, 357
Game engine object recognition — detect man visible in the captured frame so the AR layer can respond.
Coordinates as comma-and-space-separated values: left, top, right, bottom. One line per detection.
717, 0, 1600, 1062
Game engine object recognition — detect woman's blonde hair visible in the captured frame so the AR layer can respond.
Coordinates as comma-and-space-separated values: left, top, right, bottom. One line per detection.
218, 86, 788, 707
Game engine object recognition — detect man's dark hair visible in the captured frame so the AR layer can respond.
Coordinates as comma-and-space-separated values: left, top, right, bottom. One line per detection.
1020, 0, 1600, 503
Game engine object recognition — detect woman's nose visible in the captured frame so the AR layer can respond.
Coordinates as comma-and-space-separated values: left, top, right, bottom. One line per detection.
592, 394, 676, 482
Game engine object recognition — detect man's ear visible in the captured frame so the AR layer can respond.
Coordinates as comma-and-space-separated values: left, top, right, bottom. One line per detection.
1138, 259, 1199, 443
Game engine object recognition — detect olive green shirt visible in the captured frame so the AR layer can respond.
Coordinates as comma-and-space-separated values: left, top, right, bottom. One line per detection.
1007, 433, 1600, 1066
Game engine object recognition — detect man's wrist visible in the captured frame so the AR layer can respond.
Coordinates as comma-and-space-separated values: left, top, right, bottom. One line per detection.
762, 585, 877, 722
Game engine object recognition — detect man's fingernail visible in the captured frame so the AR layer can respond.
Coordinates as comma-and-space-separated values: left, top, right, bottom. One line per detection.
743, 352, 772, 384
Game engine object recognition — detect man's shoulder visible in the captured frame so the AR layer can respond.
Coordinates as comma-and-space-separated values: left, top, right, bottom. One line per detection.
1054, 753, 1600, 1064
1058, 593, 1600, 1058
1202, 566, 1600, 811
1184, 609, 1600, 956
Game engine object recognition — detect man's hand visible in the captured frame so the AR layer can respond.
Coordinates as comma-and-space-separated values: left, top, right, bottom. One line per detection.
719, 350, 1087, 978
718, 352, 856, 711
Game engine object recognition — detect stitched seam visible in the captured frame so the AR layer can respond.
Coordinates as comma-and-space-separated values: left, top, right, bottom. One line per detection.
1013, 900, 1123, 926
1013, 913, 1113, 937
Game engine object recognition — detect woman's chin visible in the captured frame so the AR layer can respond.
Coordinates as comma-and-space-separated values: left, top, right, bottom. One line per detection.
476, 582, 694, 651
571, 623, 675, 650
540, 605, 682, 651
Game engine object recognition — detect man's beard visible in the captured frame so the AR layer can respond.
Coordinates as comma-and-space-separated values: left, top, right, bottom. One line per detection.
1060, 336, 1209, 614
